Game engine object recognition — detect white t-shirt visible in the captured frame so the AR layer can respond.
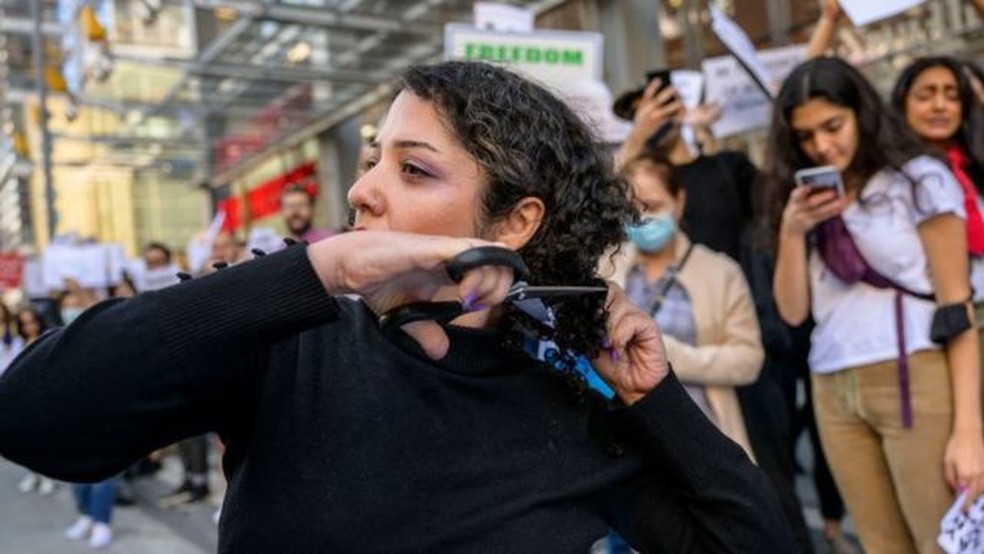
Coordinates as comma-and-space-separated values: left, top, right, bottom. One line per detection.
971, 195, 984, 303
809, 156, 965, 374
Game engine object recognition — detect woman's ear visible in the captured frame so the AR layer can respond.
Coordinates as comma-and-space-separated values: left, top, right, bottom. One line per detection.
493, 197, 545, 250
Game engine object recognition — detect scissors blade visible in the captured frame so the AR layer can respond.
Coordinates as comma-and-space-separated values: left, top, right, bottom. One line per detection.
507, 285, 608, 302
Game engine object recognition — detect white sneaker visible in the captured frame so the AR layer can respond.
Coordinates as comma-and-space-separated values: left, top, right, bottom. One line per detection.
38, 477, 56, 496
65, 516, 94, 540
18, 473, 38, 493
88, 522, 113, 549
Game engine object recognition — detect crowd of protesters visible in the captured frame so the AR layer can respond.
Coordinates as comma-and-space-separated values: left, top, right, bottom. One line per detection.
0, 2, 983, 552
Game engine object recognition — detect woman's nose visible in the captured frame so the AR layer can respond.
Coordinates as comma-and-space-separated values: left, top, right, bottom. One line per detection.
347, 170, 383, 216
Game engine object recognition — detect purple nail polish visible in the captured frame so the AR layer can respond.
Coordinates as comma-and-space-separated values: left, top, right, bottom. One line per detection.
610, 349, 620, 363
602, 335, 612, 349
468, 303, 487, 313
463, 293, 477, 310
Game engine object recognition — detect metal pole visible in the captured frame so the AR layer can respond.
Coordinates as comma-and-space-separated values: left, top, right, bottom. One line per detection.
30, 0, 56, 241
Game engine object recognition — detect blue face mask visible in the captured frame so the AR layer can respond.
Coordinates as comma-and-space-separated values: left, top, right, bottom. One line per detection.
626, 213, 677, 253
61, 307, 84, 326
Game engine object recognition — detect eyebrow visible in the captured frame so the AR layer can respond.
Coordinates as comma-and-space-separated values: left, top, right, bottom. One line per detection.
368, 139, 441, 154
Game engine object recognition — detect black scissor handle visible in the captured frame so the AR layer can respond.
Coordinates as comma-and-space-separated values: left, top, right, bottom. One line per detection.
380, 246, 528, 337
379, 301, 465, 336
445, 246, 529, 283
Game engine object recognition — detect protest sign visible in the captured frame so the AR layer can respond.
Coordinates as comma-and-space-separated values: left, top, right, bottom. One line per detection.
839, 0, 927, 26
702, 44, 806, 138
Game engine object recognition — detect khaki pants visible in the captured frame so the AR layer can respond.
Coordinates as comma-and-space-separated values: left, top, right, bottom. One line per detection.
812, 351, 954, 554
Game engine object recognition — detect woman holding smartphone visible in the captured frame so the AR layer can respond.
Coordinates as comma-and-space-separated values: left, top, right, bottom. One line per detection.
765, 56, 984, 553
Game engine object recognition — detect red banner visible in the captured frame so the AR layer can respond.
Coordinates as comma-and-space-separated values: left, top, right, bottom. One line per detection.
245, 162, 318, 221
218, 197, 243, 232
217, 161, 318, 232
0, 253, 25, 289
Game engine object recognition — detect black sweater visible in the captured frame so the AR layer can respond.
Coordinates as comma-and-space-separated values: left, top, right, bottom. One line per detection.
0, 245, 792, 552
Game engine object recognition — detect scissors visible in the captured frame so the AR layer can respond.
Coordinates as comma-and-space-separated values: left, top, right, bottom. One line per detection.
379, 246, 608, 336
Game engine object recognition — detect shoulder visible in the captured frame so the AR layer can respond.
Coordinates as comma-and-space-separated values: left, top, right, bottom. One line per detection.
683, 244, 746, 286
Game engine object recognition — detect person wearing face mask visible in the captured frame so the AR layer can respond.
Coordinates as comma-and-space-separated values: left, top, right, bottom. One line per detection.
613, 75, 759, 264
608, 150, 764, 460
767, 56, 984, 553
53, 289, 122, 549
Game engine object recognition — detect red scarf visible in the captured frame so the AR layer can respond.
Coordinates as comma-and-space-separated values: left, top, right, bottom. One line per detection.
946, 146, 984, 256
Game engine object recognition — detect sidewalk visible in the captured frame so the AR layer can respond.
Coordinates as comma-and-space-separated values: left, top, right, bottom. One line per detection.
0, 458, 216, 554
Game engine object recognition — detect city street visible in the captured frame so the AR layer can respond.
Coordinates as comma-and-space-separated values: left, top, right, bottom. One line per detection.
0, 457, 217, 554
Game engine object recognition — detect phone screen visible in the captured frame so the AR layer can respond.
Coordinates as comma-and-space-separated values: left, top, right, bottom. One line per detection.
795, 166, 844, 196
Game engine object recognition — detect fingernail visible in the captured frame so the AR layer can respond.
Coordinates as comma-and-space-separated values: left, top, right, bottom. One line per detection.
610, 349, 620, 363
601, 335, 612, 349
462, 292, 477, 311
467, 303, 487, 313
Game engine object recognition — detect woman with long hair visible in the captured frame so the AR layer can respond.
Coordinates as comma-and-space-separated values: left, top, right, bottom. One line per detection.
765, 56, 984, 553
12, 307, 56, 497
0, 61, 792, 551
891, 56, 984, 378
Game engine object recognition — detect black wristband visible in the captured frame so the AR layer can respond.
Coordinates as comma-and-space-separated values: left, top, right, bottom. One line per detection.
930, 301, 973, 344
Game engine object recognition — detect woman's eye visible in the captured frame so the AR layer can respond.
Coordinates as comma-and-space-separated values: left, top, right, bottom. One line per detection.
402, 163, 430, 177
363, 158, 378, 171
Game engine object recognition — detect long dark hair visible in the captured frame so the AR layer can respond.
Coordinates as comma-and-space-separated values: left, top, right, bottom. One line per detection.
398, 62, 635, 367
759, 57, 926, 247
15, 307, 48, 342
891, 56, 984, 187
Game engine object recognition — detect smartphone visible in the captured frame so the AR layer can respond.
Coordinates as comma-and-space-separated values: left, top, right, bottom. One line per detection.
645, 69, 674, 103
795, 166, 844, 197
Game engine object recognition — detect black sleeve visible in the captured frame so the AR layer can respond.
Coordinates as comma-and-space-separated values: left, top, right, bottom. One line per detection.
601, 372, 794, 553
0, 245, 338, 482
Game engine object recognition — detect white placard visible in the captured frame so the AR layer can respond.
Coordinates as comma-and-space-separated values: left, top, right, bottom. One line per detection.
246, 227, 284, 258
555, 79, 632, 145
445, 24, 603, 85
138, 263, 181, 292
839, 0, 927, 27
41, 244, 111, 290
939, 490, 984, 553
709, 6, 775, 98
702, 44, 807, 138
474, 2, 534, 32
671, 70, 705, 109
20, 257, 46, 298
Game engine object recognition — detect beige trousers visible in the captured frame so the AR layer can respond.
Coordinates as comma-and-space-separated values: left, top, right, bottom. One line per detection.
812, 351, 954, 554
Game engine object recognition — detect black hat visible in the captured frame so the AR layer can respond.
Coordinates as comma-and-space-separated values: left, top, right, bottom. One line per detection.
612, 69, 672, 121
612, 84, 645, 122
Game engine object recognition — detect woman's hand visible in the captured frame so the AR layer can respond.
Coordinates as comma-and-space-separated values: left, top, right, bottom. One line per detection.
780, 185, 845, 238
945, 429, 984, 511
590, 284, 670, 405
620, 79, 685, 158
307, 231, 515, 359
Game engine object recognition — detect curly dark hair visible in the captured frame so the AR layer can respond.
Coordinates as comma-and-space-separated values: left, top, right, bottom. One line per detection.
398, 61, 635, 366
891, 56, 984, 185
758, 57, 926, 249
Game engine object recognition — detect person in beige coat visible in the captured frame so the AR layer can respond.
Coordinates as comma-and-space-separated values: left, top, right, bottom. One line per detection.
605, 150, 764, 460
